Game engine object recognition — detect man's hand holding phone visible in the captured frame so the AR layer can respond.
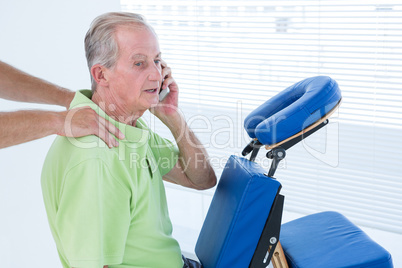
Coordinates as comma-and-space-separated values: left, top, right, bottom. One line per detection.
158, 59, 177, 104
159, 80, 170, 101
152, 60, 180, 122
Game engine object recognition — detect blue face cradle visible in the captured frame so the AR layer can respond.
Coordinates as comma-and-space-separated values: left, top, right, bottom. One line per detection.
244, 76, 342, 146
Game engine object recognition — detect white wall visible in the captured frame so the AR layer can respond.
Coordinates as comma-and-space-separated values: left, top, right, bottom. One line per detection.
0, 1, 120, 266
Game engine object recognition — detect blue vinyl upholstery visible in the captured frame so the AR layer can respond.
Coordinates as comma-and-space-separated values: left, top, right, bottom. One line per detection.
280, 211, 394, 268
195, 155, 281, 268
244, 76, 341, 145
196, 77, 392, 268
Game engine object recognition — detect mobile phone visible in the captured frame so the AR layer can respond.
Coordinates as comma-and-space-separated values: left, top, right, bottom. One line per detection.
159, 82, 170, 101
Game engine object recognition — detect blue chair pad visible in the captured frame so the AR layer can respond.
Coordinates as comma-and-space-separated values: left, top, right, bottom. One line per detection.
244, 76, 341, 145
280, 211, 393, 268
195, 155, 281, 268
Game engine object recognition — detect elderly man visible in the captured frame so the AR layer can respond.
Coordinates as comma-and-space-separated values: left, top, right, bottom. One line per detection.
41, 12, 216, 268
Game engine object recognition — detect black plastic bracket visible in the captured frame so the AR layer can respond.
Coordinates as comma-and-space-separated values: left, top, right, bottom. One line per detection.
266, 148, 286, 178
243, 119, 329, 164
242, 140, 263, 162
265, 119, 329, 177
249, 192, 285, 268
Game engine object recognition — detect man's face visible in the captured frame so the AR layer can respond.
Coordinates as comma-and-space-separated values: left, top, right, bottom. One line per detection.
105, 25, 162, 116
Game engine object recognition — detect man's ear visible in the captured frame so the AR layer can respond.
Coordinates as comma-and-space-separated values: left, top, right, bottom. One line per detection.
91, 64, 109, 87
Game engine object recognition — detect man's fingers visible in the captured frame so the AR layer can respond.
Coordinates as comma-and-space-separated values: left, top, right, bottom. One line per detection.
162, 66, 172, 80
160, 59, 167, 68
162, 76, 177, 92
160, 59, 171, 79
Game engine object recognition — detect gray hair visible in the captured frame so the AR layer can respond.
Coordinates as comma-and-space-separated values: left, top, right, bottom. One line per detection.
84, 12, 154, 91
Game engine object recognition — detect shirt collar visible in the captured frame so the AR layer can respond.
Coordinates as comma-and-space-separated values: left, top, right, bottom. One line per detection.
69, 89, 149, 144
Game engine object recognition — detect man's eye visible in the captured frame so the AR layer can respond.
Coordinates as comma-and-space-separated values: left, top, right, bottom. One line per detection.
154, 59, 161, 64
135, 62, 143, 67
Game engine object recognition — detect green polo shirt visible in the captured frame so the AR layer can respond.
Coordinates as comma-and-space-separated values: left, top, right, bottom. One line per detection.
41, 90, 183, 268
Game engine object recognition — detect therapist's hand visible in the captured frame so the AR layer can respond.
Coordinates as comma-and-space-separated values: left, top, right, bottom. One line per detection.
57, 106, 124, 148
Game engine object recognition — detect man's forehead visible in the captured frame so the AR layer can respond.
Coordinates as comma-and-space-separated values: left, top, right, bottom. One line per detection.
115, 23, 156, 39
114, 26, 160, 58
130, 52, 162, 60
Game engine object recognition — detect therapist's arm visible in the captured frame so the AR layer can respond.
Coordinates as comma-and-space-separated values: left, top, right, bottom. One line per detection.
0, 60, 73, 108
0, 61, 124, 148
0, 108, 123, 149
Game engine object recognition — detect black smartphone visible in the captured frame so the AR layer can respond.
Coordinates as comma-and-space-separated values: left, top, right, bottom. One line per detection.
159, 81, 170, 101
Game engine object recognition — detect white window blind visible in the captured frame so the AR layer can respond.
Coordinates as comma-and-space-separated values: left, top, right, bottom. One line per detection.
121, 0, 402, 236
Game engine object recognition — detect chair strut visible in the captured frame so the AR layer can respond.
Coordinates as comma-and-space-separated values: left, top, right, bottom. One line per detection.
249, 193, 285, 268
266, 148, 286, 178
242, 140, 263, 162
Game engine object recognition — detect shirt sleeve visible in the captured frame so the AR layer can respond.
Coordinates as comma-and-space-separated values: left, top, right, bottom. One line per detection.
148, 131, 180, 177
55, 158, 131, 268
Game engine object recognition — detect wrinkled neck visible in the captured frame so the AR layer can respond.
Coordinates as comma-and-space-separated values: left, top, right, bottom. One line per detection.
92, 88, 145, 127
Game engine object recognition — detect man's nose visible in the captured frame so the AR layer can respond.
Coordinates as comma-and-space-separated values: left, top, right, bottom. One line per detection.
148, 64, 162, 82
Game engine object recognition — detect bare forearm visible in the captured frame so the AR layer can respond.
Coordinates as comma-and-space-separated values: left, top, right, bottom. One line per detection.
153, 61, 216, 189
0, 61, 74, 108
0, 110, 62, 149
165, 113, 216, 189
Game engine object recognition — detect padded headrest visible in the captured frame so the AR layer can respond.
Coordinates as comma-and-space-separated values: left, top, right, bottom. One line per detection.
244, 76, 341, 146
